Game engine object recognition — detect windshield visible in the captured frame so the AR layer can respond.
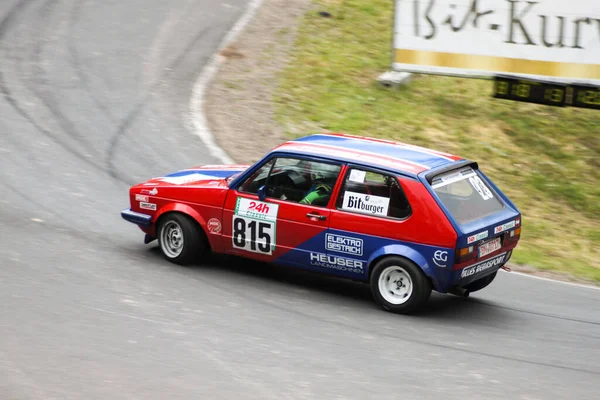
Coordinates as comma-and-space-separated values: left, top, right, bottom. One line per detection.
431, 167, 505, 225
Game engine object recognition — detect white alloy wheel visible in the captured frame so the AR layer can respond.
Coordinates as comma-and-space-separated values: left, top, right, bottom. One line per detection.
378, 265, 414, 305
160, 220, 184, 258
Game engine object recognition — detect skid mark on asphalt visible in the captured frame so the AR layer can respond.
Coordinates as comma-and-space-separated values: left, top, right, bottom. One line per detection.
104, 24, 212, 182
0, 0, 131, 186
0, 180, 59, 221
24, 0, 102, 159
65, 0, 177, 179
66, 0, 117, 125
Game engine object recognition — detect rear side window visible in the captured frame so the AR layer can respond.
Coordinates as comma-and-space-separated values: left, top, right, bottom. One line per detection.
431, 167, 504, 224
336, 168, 411, 219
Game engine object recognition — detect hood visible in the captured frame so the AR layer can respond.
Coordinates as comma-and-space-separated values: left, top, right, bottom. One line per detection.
139, 164, 250, 188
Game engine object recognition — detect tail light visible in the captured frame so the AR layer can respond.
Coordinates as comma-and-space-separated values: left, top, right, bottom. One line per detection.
507, 227, 521, 244
455, 245, 476, 265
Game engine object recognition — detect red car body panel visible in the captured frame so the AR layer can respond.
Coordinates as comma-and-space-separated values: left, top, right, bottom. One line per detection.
121, 134, 522, 294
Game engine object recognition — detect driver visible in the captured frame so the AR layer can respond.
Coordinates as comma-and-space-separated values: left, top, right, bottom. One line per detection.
299, 171, 333, 205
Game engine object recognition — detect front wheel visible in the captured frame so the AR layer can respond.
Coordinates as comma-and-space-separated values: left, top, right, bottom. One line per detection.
157, 213, 207, 265
370, 256, 432, 314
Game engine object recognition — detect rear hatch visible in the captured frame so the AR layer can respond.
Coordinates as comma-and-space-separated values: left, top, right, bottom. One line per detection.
428, 163, 521, 283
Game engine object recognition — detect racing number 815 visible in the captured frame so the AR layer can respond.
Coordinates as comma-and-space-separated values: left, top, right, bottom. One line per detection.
233, 217, 272, 253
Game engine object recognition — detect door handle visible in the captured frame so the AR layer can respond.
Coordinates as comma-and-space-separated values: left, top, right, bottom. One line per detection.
306, 212, 326, 221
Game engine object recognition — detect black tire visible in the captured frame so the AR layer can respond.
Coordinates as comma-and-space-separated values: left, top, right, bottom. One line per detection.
370, 256, 432, 314
464, 271, 497, 293
157, 213, 207, 265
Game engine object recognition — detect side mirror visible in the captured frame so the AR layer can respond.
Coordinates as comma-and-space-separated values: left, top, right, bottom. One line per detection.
257, 186, 266, 201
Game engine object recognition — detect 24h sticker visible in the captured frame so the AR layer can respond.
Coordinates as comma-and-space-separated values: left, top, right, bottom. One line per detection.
232, 197, 279, 255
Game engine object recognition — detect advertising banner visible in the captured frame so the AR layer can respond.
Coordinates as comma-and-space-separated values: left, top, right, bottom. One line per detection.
393, 0, 600, 85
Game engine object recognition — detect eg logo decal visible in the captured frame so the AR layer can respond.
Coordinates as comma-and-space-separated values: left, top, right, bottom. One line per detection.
433, 250, 448, 268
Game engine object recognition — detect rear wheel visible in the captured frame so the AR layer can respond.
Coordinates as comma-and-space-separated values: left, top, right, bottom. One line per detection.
157, 213, 207, 265
370, 256, 432, 314
464, 271, 497, 293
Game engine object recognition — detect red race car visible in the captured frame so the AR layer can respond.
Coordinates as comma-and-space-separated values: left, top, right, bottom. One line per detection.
121, 133, 521, 313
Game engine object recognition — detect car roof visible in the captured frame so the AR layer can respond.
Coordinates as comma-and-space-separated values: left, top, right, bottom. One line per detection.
272, 133, 464, 178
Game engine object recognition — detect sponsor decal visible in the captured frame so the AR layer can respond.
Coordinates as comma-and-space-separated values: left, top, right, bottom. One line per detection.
342, 191, 389, 217
460, 253, 507, 279
232, 197, 279, 254
433, 250, 448, 268
348, 169, 366, 183
207, 218, 222, 234
494, 220, 516, 234
234, 197, 279, 221
325, 233, 363, 256
468, 175, 494, 200
431, 169, 476, 189
515, 217, 520, 226
139, 202, 156, 211
309, 252, 364, 274
141, 188, 158, 196
135, 194, 149, 202
467, 231, 488, 244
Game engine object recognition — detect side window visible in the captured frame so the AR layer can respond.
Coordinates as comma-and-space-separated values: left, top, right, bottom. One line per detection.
238, 156, 342, 207
336, 168, 411, 219
267, 157, 342, 206
238, 159, 275, 194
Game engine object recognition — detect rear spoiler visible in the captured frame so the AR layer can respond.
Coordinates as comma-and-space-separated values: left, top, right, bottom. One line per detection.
424, 160, 479, 184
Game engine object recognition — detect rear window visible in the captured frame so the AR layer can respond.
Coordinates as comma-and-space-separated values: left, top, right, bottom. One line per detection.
431, 167, 504, 224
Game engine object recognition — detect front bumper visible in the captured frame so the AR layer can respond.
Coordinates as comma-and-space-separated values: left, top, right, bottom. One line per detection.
121, 208, 152, 229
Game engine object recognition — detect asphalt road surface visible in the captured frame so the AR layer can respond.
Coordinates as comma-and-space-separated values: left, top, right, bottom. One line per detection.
1, 1, 599, 399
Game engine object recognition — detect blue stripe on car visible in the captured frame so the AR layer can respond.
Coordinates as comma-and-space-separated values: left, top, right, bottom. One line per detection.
293, 134, 456, 170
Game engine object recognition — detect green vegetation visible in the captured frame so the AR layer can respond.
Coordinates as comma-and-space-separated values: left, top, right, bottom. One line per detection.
273, 0, 600, 282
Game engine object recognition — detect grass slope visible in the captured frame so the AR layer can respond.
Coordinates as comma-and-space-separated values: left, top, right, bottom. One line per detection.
273, 0, 600, 282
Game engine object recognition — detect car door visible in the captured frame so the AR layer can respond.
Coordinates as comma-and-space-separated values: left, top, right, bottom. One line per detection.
326, 166, 414, 279
222, 155, 344, 268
